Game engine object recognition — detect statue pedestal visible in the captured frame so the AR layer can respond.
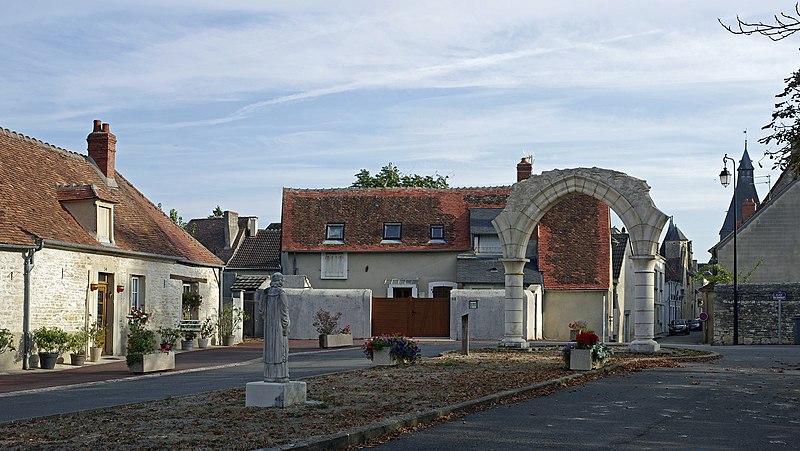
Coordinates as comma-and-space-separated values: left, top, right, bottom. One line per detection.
245, 381, 307, 408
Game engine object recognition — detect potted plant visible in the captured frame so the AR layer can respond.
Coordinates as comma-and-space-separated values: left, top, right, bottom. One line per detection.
67, 329, 91, 366
181, 329, 197, 350
362, 333, 421, 366
313, 309, 353, 348
562, 331, 613, 370
89, 323, 106, 362
568, 320, 588, 341
156, 326, 182, 353
182, 291, 202, 319
31, 326, 70, 369
126, 326, 174, 373
218, 304, 248, 346
198, 317, 216, 348
0, 328, 15, 355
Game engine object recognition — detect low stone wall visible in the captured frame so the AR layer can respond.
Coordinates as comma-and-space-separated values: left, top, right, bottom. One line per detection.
256, 288, 372, 340
450, 289, 539, 341
714, 283, 800, 345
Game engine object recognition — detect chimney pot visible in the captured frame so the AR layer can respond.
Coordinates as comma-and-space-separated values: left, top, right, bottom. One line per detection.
102, 123, 110, 132
93, 119, 102, 132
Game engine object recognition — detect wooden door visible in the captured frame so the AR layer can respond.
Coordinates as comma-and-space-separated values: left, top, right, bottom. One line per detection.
372, 297, 449, 337
96, 283, 113, 354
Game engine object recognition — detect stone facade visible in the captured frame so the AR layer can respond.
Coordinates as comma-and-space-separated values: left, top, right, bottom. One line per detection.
713, 283, 800, 345
0, 247, 219, 371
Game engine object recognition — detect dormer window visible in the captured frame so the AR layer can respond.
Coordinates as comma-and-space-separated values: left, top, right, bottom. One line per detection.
324, 223, 345, 244
382, 222, 402, 243
429, 224, 445, 243
97, 204, 113, 243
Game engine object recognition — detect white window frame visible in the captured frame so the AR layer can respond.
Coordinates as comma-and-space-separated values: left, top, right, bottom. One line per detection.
428, 281, 457, 298
130, 275, 144, 309
96, 202, 114, 244
324, 223, 345, 244
388, 283, 417, 298
321, 252, 348, 279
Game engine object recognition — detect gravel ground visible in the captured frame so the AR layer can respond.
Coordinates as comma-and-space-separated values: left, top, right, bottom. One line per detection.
0, 347, 714, 450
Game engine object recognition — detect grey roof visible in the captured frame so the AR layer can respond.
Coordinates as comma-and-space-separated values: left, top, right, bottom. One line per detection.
230, 274, 268, 291
663, 219, 688, 242
227, 224, 282, 270
611, 230, 629, 281
719, 148, 760, 240
469, 208, 502, 235
457, 256, 543, 285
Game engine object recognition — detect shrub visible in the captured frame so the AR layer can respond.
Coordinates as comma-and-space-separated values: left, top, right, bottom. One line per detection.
31, 326, 70, 354
312, 309, 342, 335
0, 328, 15, 354
126, 328, 156, 366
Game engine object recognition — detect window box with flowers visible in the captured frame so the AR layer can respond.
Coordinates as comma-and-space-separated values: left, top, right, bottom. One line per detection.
561, 331, 613, 371
362, 334, 421, 366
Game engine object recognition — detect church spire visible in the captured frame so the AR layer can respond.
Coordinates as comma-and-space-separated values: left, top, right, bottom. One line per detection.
718, 131, 760, 241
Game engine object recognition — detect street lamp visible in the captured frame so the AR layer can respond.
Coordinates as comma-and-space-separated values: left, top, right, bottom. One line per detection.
719, 154, 738, 345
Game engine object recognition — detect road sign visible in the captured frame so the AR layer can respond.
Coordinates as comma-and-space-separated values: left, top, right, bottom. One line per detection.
699, 312, 709, 322
773, 291, 787, 301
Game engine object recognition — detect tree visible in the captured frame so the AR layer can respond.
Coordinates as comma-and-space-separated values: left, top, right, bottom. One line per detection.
157, 202, 190, 231
719, 4, 800, 41
352, 162, 449, 188
759, 69, 800, 176
208, 205, 224, 218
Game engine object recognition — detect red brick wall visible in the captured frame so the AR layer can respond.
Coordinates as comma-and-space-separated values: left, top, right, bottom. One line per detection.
538, 193, 610, 289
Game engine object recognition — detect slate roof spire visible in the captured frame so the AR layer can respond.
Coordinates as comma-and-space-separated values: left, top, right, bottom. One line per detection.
719, 134, 760, 241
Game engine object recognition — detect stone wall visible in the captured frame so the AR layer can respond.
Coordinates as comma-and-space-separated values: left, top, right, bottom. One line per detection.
450, 288, 540, 341
713, 283, 800, 345
275, 288, 372, 340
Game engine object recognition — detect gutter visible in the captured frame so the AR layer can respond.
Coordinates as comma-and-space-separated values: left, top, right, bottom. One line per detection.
22, 239, 44, 370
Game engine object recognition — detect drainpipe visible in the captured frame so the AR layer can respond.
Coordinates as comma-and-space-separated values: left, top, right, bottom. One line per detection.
22, 239, 44, 370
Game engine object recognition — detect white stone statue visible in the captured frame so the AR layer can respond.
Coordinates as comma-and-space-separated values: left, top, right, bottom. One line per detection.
262, 272, 290, 382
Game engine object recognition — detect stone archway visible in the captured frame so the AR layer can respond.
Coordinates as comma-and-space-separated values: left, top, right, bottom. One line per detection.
492, 167, 669, 353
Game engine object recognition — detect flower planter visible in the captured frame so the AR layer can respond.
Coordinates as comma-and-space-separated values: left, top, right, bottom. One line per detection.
89, 347, 103, 362
223, 335, 236, 347
569, 348, 604, 371
197, 338, 210, 348
38, 352, 59, 369
181, 340, 194, 351
128, 351, 175, 373
319, 334, 353, 348
371, 348, 397, 366
70, 353, 86, 366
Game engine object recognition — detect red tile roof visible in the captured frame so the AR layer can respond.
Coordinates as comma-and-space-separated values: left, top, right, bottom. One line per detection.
282, 187, 511, 252
0, 126, 222, 266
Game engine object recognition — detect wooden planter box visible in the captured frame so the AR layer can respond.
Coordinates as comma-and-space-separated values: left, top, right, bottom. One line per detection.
128, 351, 175, 373
319, 334, 353, 348
372, 348, 397, 366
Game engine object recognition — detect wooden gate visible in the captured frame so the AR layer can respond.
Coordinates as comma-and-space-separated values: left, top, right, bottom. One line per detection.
372, 297, 450, 337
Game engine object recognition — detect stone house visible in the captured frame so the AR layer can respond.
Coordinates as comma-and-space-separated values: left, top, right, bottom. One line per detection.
660, 219, 700, 322
281, 159, 613, 340
0, 121, 222, 371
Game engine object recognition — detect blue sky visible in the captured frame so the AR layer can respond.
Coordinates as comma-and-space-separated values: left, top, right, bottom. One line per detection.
1, 1, 796, 259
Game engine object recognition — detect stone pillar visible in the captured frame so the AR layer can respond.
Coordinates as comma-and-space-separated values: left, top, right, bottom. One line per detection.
629, 255, 660, 353
500, 258, 529, 348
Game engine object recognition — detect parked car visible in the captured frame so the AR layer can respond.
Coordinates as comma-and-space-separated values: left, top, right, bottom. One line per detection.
688, 318, 701, 331
668, 319, 690, 335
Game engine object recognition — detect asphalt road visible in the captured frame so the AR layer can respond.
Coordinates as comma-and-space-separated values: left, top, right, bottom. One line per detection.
373, 335, 800, 450
0, 342, 460, 423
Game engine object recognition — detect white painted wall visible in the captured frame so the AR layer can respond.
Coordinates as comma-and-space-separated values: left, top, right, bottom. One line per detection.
450, 288, 539, 341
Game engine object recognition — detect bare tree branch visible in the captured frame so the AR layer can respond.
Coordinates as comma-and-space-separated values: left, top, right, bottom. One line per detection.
719, 3, 800, 41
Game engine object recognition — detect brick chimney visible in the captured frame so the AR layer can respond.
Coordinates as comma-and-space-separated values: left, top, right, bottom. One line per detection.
87, 119, 117, 180
224, 211, 239, 249
741, 198, 757, 223
516, 157, 532, 182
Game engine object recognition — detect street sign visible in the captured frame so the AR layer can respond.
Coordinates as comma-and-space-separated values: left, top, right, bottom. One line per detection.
699, 312, 709, 322
773, 291, 787, 301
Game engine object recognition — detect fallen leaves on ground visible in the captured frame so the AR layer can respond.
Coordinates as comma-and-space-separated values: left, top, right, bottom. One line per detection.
0, 347, 715, 450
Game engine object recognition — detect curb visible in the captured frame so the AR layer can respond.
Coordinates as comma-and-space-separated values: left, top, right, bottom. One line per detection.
261, 349, 721, 451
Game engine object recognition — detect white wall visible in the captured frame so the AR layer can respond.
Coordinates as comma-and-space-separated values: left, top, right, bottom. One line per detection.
449, 288, 540, 341
255, 288, 372, 340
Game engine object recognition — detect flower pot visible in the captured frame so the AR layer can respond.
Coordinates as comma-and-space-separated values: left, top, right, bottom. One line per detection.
128, 351, 175, 373
70, 353, 86, 366
223, 335, 236, 346
38, 352, 59, 369
181, 340, 194, 351
89, 346, 103, 362
569, 348, 593, 371
319, 334, 353, 348
197, 338, 209, 348
372, 348, 397, 366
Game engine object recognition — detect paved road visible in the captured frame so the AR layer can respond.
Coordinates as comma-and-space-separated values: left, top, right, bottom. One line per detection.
0, 341, 464, 423
373, 336, 800, 450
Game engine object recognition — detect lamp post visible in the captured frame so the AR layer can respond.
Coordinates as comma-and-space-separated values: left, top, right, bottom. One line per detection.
719, 154, 738, 345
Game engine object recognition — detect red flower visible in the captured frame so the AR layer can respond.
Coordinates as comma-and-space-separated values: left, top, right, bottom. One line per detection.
576, 332, 599, 349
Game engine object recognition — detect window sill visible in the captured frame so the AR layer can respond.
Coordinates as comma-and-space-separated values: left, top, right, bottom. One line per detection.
427, 239, 446, 244
323, 240, 344, 245
381, 239, 402, 244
